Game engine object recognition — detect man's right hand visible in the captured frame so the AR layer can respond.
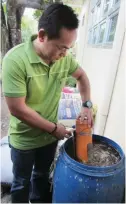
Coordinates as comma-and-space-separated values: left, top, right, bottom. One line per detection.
52, 123, 72, 140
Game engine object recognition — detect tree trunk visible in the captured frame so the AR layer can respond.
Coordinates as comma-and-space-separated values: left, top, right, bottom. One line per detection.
6, 0, 25, 47
1, 3, 10, 58
2, 0, 63, 57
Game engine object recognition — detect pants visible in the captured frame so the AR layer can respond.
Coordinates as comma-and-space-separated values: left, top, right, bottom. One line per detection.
10, 141, 58, 203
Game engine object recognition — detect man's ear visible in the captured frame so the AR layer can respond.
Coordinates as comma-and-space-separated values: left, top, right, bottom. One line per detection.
38, 29, 46, 42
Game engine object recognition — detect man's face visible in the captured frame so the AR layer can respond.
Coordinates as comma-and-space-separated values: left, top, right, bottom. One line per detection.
38, 28, 77, 62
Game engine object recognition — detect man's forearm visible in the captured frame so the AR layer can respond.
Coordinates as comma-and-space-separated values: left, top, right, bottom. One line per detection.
77, 73, 91, 102
10, 104, 55, 133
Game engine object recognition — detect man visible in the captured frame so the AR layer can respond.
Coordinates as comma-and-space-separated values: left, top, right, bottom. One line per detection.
2, 3, 93, 203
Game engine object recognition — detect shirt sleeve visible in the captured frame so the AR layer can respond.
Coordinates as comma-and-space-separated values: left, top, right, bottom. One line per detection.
2, 57, 27, 97
68, 54, 80, 76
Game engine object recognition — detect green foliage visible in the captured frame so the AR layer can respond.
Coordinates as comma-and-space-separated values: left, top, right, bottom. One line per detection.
21, 16, 29, 29
21, 28, 33, 42
44, 0, 50, 3
73, 7, 81, 15
92, 104, 98, 121
33, 9, 44, 20
2, 3, 7, 23
3, 3, 7, 14
63, 0, 84, 4
21, 16, 36, 42
32, 0, 83, 21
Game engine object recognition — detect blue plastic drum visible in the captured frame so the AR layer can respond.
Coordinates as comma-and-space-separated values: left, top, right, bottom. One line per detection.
52, 135, 125, 203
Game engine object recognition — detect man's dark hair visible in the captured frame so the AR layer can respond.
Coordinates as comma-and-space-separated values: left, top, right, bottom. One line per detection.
38, 3, 79, 39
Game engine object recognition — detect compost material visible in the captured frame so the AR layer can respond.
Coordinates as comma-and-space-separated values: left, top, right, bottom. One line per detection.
65, 140, 121, 167
83, 142, 121, 166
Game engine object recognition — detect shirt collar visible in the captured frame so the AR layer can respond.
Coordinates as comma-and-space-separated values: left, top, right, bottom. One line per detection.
25, 35, 49, 67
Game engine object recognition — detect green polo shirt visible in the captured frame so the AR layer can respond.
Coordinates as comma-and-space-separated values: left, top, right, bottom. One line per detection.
2, 35, 79, 150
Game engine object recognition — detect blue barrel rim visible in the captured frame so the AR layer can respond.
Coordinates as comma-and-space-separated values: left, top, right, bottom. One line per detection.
60, 134, 125, 177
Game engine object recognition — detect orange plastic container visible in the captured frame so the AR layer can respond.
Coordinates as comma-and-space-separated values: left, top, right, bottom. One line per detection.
76, 118, 92, 162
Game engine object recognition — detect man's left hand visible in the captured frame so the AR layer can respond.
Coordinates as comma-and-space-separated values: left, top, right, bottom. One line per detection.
77, 107, 94, 128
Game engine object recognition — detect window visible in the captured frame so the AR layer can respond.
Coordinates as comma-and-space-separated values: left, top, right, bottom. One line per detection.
96, 3, 101, 23
93, 8, 97, 24
91, 9, 94, 27
115, 0, 120, 4
88, 30, 92, 44
87, 0, 120, 47
107, 14, 118, 42
82, 15, 85, 26
103, 0, 111, 15
92, 27, 98, 44
98, 23, 106, 43
89, 11, 93, 28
